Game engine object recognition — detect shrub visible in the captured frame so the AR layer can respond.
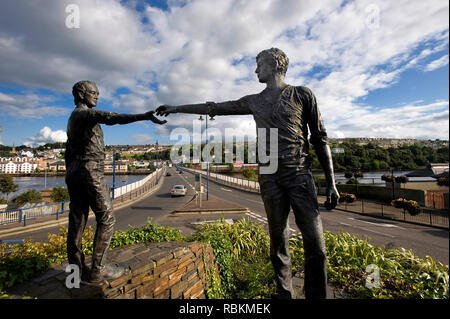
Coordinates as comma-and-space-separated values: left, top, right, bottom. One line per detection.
242, 169, 258, 181
50, 186, 69, 202
338, 193, 357, 203
382, 174, 394, 183
11, 189, 42, 205
353, 171, 364, 178
391, 198, 422, 216
395, 176, 409, 184
437, 177, 449, 187
346, 178, 360, 185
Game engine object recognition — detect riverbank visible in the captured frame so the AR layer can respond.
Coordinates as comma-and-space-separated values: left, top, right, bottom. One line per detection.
5, 171, 154, 177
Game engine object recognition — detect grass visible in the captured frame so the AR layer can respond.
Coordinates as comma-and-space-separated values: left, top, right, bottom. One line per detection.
0, 218, 448, 299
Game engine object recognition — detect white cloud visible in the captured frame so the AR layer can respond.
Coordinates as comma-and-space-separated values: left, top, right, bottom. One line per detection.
424, 54, 449, 71
24, 127, 67, 147
0, 92, 69, 118
0, 0, 448, 140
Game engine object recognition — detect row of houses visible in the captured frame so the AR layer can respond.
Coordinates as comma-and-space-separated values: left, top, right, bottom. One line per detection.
0, 156, 47, 174
0, 155, 162, 174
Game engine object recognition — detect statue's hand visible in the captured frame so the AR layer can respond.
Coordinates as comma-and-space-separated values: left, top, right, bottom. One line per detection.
324, 184, 339, 210
145, 110, 167, 125
156, 105, 177, 117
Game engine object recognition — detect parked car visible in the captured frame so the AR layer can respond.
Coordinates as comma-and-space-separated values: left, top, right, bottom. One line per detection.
170, 185, 186, 197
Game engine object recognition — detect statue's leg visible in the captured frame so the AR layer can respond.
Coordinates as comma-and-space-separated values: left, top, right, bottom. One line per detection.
66, 163, 90, 279
84, 161, 123, 282
259, 175, 293, 299
288, 172, 327, 299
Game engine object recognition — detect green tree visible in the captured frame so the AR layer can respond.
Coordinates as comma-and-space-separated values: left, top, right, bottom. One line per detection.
12, 189, 42, 205
0, 175, 19, 202
51, 186, 70, 202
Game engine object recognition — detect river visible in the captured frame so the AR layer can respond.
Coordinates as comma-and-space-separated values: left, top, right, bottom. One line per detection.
7, 175, 147, 199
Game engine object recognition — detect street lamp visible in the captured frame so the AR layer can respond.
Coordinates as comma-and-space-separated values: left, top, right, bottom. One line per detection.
199, 115, 214, 200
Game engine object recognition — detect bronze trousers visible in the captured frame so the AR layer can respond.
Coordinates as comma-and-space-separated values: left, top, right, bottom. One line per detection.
65, 160, 115, 276
259, 167, 327, 299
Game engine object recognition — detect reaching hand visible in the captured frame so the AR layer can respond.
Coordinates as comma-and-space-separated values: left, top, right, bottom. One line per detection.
155, 105, 177, 117
324, 184, 340, 210
145, 111, 167, 125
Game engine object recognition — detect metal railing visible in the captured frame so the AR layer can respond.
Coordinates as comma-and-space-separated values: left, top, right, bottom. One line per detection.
181, 167, 260, 192
337, 199, 449, 228
0, 167, 165, 226
179, 166, 448, 228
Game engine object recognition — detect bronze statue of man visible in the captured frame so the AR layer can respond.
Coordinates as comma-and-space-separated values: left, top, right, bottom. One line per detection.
65, 80, 166, 283
156, 48, 339, 299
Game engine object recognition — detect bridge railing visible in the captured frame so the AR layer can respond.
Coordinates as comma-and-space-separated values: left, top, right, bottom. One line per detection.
0, 167, 165, 226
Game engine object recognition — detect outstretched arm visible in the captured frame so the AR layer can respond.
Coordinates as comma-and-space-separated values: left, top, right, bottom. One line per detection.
156, 96, 253, 117
86, 109, 166, 125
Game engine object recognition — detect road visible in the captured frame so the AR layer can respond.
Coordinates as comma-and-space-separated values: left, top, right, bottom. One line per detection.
1, 167, 448, 265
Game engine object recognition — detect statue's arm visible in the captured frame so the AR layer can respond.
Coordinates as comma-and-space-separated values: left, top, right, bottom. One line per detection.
156, 96, 253, 117
85, 109, 166, 125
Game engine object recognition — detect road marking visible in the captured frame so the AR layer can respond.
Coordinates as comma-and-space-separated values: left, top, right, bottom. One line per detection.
339, 222, 352, 226
359, 227, 396, 238
339, 222, 396, 238
347, 217, 404, 229
245, 211, 298, 234
221, 188, 232, 192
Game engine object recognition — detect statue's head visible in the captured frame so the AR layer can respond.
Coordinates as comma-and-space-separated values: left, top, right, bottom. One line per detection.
72, 80, 99, 107
255, 48, 289, 82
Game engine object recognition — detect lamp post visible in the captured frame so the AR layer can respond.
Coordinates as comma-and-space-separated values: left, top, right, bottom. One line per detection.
112, 151, 116, 199
199, 115, 214, 200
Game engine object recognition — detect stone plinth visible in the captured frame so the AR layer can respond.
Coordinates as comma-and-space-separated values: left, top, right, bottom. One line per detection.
7, 242, 215, 299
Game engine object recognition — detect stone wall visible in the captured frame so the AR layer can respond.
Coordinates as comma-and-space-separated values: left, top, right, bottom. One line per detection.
8, 242, 216, 299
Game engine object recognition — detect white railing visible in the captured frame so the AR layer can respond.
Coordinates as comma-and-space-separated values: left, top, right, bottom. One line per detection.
112, 168, 162, 198
180, 167, 261, 193
0, 167, 164, 226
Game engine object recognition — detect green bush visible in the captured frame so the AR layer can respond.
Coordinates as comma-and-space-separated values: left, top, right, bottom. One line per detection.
391, 198, 422, 216
242, 169, 258, 181
338, 193, 357, 203
346, 178, 360, 185
12, 189, 42, 205
50, 186, 70, 202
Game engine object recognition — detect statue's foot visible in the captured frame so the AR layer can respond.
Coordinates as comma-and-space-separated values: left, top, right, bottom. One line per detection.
89, 264, 125, 283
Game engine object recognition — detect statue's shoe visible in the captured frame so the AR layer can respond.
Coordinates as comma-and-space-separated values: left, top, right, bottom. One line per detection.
88, 264, 125, 283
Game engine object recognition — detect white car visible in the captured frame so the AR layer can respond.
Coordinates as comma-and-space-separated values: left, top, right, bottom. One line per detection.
170, 185, 187, 197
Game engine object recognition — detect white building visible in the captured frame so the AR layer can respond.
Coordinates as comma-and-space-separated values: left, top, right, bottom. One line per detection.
0, 160, 38, 174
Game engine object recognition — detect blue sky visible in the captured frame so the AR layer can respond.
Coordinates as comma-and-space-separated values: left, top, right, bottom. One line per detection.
0, 0, 448, 147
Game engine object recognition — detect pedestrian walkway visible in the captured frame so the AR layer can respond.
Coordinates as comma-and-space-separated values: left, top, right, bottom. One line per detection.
319, 195, 449, 229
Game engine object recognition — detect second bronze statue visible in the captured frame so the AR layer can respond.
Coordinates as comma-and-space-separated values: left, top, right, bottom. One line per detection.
156, 48, 340, 299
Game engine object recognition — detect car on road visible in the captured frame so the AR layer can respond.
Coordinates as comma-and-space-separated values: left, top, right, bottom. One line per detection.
179, 170, 183, 174
170, 185, 187, 197
166, 172, 172, 176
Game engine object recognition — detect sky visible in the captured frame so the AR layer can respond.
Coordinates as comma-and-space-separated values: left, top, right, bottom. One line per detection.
0, 0, 448, 147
